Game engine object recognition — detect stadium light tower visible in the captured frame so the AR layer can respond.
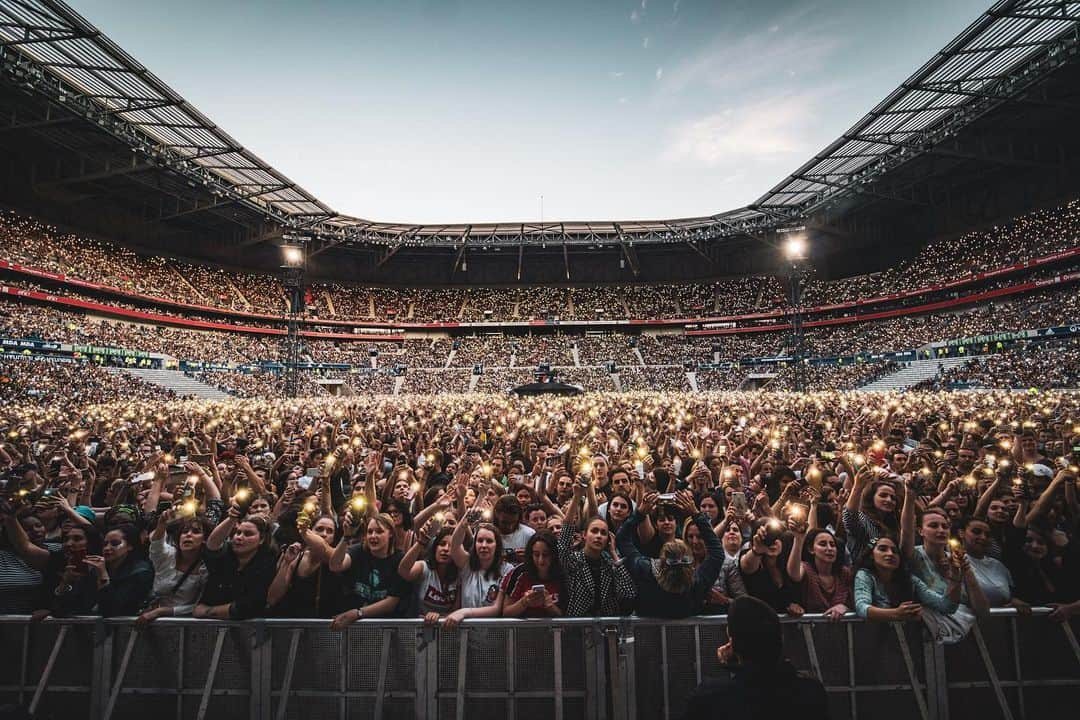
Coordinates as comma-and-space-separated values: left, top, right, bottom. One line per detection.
280, 238, 308, 399
781, 232, 809, 393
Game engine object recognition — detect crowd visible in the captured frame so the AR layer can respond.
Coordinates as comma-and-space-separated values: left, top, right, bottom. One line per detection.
915, 341, 1080, 391
0, 357, 172, 406
0, 391, 1076, 640
5, 198, 1080, 326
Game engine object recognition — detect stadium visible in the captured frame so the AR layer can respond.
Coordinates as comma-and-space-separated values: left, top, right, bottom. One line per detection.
0, 0, 1079, 718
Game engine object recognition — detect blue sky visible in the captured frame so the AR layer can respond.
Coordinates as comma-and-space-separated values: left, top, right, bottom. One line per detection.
73, 0, 991, 223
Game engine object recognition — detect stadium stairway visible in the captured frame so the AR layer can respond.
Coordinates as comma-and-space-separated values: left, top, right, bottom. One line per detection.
858, 356, 975, 391
104, 367, 233, 400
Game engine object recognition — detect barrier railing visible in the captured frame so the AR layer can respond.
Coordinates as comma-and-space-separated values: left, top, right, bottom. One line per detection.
1, 609, 1077, 720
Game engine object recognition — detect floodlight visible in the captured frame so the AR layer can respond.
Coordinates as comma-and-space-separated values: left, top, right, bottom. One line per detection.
783, 235, 807, 260
281, 244, 304, 267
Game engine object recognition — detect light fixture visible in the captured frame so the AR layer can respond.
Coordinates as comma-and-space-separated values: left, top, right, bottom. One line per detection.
281, 244, 304, 267
783, 235, 807, 260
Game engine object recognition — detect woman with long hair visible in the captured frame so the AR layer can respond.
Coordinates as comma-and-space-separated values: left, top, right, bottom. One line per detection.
901, 489, 990, 619
786, 524, 852, 622
443, 504, 514, 627
3, 512, 103, 617
385, 500, 415, 551
398, 522, 460, 624
268, 512, 342, 618
137, 510, 210, 623
329, 512, 408, 629
738, 517, 801, 616
499, 531, 564, 618
81, 523, 154, 617
557, 479, 636, 617
854, 535, 961, 622
194, 505, 276, 620
843, 468, 900, 563
1012, 525, 1072, 605
604, 491, 634, 536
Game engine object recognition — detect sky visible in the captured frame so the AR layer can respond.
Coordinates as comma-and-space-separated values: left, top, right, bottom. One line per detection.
71, 0, 992, 223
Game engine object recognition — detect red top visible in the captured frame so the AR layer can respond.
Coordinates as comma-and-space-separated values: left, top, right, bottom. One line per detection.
797, 561, 853, 612
499, 567, 562, 618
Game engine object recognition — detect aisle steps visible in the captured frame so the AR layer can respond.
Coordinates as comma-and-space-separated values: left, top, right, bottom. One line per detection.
858, 356, 974, 391
106, 367, 233, 400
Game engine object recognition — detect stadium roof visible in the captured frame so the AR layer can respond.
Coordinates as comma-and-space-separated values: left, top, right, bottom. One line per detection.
0, 0, 1078, 250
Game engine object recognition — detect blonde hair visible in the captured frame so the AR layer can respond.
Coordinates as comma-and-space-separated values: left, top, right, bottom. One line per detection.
655, 539, 694, 594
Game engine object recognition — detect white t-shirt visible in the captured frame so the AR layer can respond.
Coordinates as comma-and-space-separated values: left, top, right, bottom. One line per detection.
415, 561, 460, 615
500, 524, 535, 551
459, 562, 514, 608
968, 555, 1013, 607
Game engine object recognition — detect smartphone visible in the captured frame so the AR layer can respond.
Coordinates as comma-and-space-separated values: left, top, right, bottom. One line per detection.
731, 491, 749, 516
305, 468, 322, 479
657, 493, 677, 504
297, 475, 314, 490
531, 584, 545, 593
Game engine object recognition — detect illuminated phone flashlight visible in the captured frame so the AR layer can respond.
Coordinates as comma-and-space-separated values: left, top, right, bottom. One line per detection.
963, 475, 977, 488
852, 454, 865, 468
948, 537, 962, 552
482, 509, 493, 521
788, 505, 804, 521
398, 470, 410, 481
481, 463, 492, 477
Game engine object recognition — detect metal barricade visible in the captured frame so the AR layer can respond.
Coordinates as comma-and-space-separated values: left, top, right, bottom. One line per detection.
1, 610, 1077, 720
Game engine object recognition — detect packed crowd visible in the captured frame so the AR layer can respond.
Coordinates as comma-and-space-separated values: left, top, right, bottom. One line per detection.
4, 198, 1079, 325
915, 341, 1080, 391
0, 392, 1077, 640
0, 357, 172, 406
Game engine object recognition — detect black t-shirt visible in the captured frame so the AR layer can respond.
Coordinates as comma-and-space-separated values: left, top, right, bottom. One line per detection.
340, 546, 409, 615
200, 544, 276, 619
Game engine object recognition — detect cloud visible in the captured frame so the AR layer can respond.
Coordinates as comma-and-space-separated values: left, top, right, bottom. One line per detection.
655, 66, 663, 80
663, 93, 819, 167
672, 0, 681, 15
609, 70, 625, 79
630, 9, 640, 24
618, 96, 629, 104
659, 11, 840, 96
643, 36, 650, 49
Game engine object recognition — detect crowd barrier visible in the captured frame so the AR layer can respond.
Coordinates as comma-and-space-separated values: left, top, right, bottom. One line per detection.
1, 609, 1077, 720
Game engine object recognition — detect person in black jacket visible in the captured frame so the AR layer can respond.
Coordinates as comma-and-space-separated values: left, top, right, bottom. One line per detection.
617, 490, 725, 618
681, 596, 829, 720
194, 508, 276, 619
81, 524, 153, 616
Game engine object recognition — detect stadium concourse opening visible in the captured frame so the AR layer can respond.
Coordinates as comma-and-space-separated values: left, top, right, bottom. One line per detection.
0, 0, 1080, 719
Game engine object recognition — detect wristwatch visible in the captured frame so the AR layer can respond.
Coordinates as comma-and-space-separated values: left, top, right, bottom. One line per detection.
355, 607, 364, 621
